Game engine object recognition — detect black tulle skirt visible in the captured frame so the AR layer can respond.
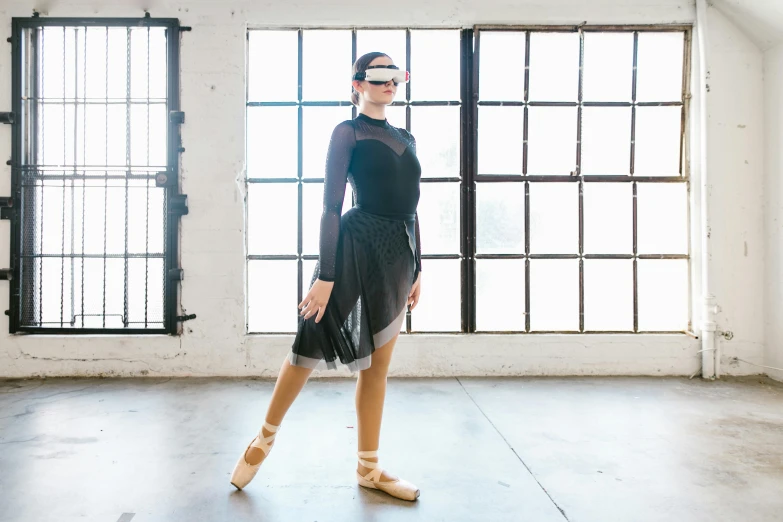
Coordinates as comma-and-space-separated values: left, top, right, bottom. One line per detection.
289, 206, 418, 372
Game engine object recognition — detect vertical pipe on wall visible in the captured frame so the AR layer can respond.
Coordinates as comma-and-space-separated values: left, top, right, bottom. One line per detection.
696, 0, 719, 379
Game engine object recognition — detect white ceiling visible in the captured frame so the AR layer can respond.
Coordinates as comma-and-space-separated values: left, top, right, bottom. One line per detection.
710, 0, 783, 51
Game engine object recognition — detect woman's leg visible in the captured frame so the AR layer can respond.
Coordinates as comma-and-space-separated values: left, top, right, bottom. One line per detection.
245, 357, 313, 465
355, 333, 400, 481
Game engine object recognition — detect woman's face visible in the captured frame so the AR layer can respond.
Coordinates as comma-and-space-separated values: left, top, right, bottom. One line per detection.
353, 55, 397, 106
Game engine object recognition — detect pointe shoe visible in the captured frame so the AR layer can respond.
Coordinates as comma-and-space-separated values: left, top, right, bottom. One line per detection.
230, 422, 280, 490
356, 450, 420, 501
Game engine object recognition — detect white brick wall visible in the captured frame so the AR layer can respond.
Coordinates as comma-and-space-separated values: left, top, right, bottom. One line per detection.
0, 0, 770, 378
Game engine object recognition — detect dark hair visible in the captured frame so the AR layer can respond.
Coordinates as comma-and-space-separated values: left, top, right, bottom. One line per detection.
351, 52, 391, 106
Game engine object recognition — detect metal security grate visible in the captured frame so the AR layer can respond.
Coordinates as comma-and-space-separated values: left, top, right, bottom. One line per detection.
8, 18, 182, 334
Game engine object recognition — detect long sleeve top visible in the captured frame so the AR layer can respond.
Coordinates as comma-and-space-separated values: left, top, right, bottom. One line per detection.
317, 112, 422, 282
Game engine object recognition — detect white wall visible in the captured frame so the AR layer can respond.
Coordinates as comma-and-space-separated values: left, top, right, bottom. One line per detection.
0, 0, 769, 378
701, 6, 767, 376
764, 43, 783, 382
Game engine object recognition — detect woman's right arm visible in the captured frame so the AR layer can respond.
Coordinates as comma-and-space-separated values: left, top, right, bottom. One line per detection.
299, 121, 355, 323
316, 121, 355, 282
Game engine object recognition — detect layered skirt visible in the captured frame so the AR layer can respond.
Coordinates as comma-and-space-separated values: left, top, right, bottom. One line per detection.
289, 206, 418, 372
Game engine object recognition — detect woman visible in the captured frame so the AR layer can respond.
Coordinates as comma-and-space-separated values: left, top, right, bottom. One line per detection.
230, 52, 423, 502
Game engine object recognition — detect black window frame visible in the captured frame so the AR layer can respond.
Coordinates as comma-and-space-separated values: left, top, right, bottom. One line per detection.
6, 16, 184, 335
246, 24, 693, 335
470, 25, 693, 334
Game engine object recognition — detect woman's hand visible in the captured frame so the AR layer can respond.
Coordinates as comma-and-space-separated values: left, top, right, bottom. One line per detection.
299, 279, 335, 323
408, 272, 421, 311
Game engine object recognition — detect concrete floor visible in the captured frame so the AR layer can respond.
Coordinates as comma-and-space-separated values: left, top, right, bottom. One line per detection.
0, 377, 781, 522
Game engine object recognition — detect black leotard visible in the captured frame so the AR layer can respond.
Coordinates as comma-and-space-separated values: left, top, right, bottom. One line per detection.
317, 112, 422, 282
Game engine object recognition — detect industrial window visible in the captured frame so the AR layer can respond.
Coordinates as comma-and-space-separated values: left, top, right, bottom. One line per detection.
245, 26, 691, 334
5, 17, 184, 334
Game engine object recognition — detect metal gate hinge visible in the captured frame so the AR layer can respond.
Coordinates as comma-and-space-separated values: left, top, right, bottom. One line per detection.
177, 313, 196, 322
169, 111, 185, 124
0, 197, 13, 220
168, 268, 184, 281
155, 171, 174, 187
168, 194, 188, 215
0, 113, 14, 124
0, 269, 12, 281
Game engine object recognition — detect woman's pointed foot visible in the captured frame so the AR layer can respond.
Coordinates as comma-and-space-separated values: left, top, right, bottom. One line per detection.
356, 450, 420, 501
230, 422, 279, 490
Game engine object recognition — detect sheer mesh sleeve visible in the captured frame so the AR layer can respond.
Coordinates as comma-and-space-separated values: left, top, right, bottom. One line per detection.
316, 121, 356, 282
410, 132, 422, 276
415, 211, 422, 275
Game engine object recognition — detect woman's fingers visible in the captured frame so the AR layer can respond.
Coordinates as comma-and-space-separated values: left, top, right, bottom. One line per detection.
409, 279, 421, 311
302, 301, 317, 318
301, 299, 326, 321
314, 304, 326, 323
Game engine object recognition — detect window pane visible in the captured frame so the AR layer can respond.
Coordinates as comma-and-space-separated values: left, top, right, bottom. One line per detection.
356, 30, 407, 72
637, 183, 688, 255
637, 32, 684, 102
411, 106, 460, 179
148, 29, 167, 100
302, 259, 318, 294
476, 259, 525, 331
129, 28, 149, 100
127, 181, 165, 255
84, 104, 106, 166
528, 32, 579, 102
479, 32, 525, 102
107, 28, 128, 100
81, 258, 106, 327
584, 260, 633, 331
411, 259, 460, 332
410, 30, 460, 101
386, 106, 406, 129
527, 106, 578, 175
581, 107, 632, 175
419, 183, 460, 255
106, 104, 127, 166
104, 186, 126, 255
42, 27, 65, 99
149, 104, 167, 167
128, 105, 166, 167
530, 259, 578, 331
249, 30, 299, 102
476, 182, 524, 254
478, 106, 524, 175
302, 183, 322, 256
247, 106, 298, 179
247, 183, 297, 255
85, 28, 107, 100
248, 260, 298, 333
583, 183, 632, 254
81, 184, 105, 255
40, 257, 65, 325
530, 183, 578, 254
303, 106, 353, 178
303, 30, 352, 101
634, 106, 682, 176
302, 182, 353, 255
638, 259, 688, 331
583, 32, 634, 102
129, 105, 147, 166
127, 258, 164, 326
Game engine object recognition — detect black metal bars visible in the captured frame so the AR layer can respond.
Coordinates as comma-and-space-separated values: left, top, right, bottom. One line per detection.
8, 17, 182, 334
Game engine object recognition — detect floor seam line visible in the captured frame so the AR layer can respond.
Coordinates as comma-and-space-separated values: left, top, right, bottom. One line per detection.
455, 377, 570, 521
